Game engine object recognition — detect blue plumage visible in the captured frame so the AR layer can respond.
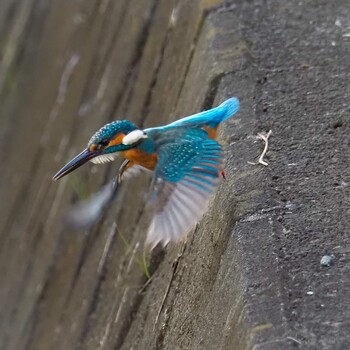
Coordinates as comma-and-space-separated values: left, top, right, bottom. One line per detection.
53, 97, 240, 247
145, 127, 223, 246
88, 120, 137, 147
145, 97, 239, 132
148, 128, 221, 182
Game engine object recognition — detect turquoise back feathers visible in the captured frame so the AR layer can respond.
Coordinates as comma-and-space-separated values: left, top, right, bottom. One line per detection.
145, 97, 239, 132
143, 98, 239, 246
53, 97, 240, 248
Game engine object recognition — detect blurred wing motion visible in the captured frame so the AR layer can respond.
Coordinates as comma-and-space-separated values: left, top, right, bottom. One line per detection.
65, 160, 148, 228
65, 180, 119, 228
119, 163, 152, 180
146, 128, 223, 247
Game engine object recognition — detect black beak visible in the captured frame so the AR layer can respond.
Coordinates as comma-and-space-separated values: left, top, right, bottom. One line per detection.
53, 148, 97, 180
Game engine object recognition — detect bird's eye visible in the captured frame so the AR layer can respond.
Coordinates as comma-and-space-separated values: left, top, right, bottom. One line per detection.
97, 139, 109, 149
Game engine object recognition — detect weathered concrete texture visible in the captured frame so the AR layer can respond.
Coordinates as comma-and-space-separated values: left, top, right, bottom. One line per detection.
0, 0, 349, 349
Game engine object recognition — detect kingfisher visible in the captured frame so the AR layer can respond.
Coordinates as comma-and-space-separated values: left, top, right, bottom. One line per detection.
53, 98, 239, 247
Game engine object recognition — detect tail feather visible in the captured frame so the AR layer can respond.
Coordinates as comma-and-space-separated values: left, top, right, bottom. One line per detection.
214, 97, 240, 124
164, 97, 239, 130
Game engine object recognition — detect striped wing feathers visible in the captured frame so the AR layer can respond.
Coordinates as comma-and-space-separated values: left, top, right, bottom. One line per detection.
146, 133, 223, 247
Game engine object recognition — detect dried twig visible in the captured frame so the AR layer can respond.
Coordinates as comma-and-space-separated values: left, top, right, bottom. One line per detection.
248, 130, 272, 166
286, 336, 302, 345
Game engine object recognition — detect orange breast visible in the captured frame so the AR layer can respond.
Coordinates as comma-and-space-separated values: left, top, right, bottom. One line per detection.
122, 149, 158, 170
122, 126, 217, 171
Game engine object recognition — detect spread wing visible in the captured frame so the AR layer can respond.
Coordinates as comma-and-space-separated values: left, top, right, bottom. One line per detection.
65, 160, 149, 228
65, 180, 119, 228
146, 128, 223, 247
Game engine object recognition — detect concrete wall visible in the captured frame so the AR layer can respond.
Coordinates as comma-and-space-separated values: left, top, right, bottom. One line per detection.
0, 0, 349, 349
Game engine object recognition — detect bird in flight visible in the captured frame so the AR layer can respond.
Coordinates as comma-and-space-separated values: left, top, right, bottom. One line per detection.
53, 98, 239, 247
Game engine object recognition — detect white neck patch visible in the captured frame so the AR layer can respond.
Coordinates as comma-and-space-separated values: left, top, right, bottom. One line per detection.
122, 130, 147, 145
90, 153, 118, 164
